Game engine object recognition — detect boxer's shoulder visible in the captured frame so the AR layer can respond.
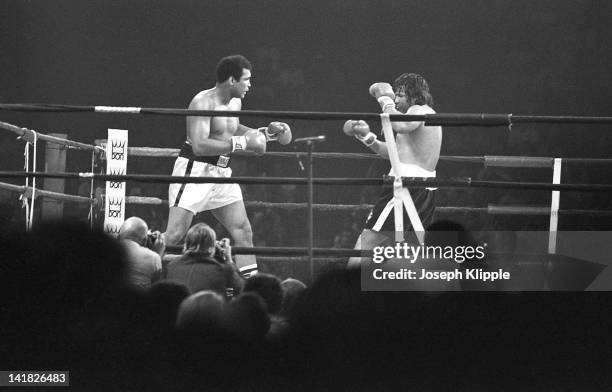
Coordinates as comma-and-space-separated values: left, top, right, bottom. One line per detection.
406, 104, 435, 115
189, 88, 216, 109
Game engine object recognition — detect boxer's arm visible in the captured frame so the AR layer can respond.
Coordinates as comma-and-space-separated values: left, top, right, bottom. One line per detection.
230, 124, 265, 156
187, 98, 233, 156
237, 123, 292, 145
343, 120, 389, 158
234, 123, 254, 136
386, 105, 430, 134
367, 138, 389, 158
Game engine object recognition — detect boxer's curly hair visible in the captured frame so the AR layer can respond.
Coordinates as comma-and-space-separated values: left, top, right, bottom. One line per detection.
393, 73, 434, 107
216, 55, 252, 83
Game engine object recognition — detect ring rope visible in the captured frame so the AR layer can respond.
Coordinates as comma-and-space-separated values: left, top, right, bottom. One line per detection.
124, 197, 612, 216
0, 120, 103, 152
2, 125, 606, 168
164, 245, 369, 257
164, 246, 598, 259
4, 183, 610, 217
3, 103, 612, 125
107, 145, 612, 167
1, 171, 611, 192
0, 181, 94, 204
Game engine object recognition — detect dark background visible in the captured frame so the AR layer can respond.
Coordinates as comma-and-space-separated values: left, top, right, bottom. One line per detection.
1, 0, 611, 246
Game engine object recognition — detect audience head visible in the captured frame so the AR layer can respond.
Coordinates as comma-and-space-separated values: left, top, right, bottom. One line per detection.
244, 273, 283, 315
176, 290, 225, 334
280, 278, 307, 318
183, 223, 216, 256
118, 216, 149, 245
148, 281, 190, 329
227, 292, 270, 341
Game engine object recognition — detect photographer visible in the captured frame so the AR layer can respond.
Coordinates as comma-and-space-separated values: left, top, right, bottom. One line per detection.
162, 223, 243, 298
118, 216, 165, 289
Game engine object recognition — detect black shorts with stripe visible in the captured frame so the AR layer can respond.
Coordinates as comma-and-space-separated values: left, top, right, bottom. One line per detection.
363, 187, 436, 233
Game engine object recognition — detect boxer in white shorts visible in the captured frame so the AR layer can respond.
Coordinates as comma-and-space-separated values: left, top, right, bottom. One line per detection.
163, 55, 292, 275
169, 151, 242, 214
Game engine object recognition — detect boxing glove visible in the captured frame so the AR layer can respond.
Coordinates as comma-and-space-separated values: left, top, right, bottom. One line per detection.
369, 82, 396, 112
231, 130, 266, 155
343, 120, 377, 146
260, 122, 292, 145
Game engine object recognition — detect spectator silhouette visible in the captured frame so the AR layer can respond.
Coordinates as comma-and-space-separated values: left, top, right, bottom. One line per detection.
119, 216, 164, 289
163, 223, 243, 297
280, 278, 307, 320
147, 280, 190, 333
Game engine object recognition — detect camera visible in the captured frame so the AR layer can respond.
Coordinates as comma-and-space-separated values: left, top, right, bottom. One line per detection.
145, 230, 159, 249
213, 240, 228, 263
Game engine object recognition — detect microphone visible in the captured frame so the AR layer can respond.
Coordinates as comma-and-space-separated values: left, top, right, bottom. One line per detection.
294, 135, 326, 143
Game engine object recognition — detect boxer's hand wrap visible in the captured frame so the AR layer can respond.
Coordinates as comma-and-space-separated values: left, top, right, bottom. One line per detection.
231, 132, 266, 155
377, 96, 396, 112
356, 132, 377, 147
231, 135, 247, 152
258, 127, 270, 139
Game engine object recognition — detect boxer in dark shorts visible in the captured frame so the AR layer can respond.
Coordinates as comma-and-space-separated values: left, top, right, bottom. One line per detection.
343, 73, 442, 267
364, 185, 436, 233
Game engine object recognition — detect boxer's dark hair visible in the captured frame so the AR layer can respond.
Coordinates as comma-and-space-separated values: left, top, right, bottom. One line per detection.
216, 55, 252, 83
393, 73, 434, 107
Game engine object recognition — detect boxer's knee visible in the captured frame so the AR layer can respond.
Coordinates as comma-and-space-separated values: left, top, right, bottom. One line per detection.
165, 207, 193, 245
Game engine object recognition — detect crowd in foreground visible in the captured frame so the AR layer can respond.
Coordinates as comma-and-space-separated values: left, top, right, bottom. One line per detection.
1, 218, 611, 391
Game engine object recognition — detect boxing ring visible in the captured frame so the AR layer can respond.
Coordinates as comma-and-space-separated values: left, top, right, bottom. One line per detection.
1, 103, 612, 286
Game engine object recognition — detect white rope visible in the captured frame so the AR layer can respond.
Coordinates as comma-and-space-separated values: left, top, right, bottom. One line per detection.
29, 130, 38, 229
22, 142, 30, 229
548, 158, 562, 254
21, 131, 38, 230
94, 106, 141, 114
88, 149, 96, 228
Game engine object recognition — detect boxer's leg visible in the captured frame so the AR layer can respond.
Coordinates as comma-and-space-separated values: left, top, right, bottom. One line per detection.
347, 229, 393, 269
212, 200, 257, 275
163, 206, 194, 245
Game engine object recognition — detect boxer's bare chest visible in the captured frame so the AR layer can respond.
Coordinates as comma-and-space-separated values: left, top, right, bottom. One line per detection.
209, 103, 239, 139
396, 126, 442, 170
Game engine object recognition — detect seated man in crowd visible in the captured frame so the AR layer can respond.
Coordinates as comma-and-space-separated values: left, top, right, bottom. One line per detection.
118, 216, 165, 289
163, 223, 243, 298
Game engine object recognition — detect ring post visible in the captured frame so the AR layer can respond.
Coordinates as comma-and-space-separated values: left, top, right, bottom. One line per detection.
295, 135, 326, 283
42, 133, 67, 222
